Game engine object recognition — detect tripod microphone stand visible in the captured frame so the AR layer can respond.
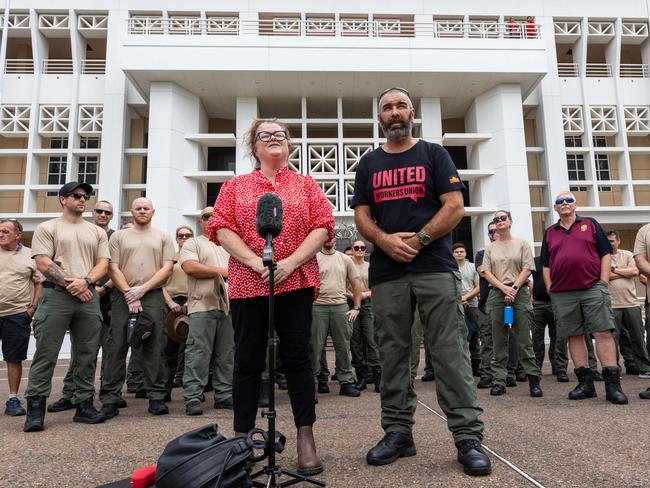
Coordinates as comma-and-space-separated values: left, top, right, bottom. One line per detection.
249, 235, 325, 488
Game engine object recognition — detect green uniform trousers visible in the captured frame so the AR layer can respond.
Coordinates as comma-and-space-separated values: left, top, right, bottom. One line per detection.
100, 290, 168, 403
476, 308, 494, 377
350, 301, 380, 371
374, 272, 484, 442
310, 303, 354, 385
486, 287, 540, 386
183, 309, 234, 404
26, 287, 102, 404
531, 301, 568, 373
410, 308, 434, 380
614, 307, 650, 372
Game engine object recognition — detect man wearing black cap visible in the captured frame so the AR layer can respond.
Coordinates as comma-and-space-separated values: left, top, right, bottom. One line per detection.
23, 182, 110, 431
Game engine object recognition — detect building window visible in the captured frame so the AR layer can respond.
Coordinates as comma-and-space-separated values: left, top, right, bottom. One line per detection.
595, 154, 611, 191
78, 156, 98, 185
80, 136, 101, 149
564, 136, 582, 147
46, 137, 68, 195
592, 136, 607, 147
567, 154, 587, 192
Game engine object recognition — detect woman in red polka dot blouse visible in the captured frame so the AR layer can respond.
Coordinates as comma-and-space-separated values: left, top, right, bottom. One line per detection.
208, 118, 334, 476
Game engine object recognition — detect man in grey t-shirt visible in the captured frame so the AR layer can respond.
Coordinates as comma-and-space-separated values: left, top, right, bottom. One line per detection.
453, 243, 480, 376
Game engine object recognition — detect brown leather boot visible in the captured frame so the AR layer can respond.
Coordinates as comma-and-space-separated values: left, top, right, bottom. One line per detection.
297, 425, 323, 475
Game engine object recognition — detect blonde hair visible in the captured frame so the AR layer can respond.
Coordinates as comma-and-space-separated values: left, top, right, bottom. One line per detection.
245, 118, 294, 169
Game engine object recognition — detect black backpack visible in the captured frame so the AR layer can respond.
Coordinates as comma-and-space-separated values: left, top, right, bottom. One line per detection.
156, 424, 273, 488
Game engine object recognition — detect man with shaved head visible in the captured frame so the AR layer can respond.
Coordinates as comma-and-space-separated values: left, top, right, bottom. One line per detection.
541, 191, 628, 404
179, 207, 234, 415
100, 197, 175, 417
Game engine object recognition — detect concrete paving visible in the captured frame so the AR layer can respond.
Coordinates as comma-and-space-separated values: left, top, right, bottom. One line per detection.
1, 353, 650, 488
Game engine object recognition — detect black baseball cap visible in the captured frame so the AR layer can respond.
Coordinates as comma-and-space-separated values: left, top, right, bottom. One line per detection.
58, 181, 93, 197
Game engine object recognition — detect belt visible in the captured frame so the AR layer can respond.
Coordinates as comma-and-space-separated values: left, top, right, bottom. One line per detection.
42, 281, 66, 291
489, 283, 514, 290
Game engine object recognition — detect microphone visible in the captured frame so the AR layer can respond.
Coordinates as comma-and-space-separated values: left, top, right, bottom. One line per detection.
256, 192, 283, 266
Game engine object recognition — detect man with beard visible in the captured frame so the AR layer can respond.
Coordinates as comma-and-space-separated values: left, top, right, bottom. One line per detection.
352, 88, 490, 475
100, 198, 175, 417
310, 238, 363, 397
23, 182, 109, 431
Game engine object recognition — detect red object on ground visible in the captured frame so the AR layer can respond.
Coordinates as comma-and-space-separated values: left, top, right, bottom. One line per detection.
131, 466, 157, 488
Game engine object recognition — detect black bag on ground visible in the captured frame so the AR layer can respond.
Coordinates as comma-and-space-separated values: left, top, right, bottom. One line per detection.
156, 424, 264, 488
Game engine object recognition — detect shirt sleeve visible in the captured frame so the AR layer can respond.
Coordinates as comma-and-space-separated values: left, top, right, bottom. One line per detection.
479, 245, 492, 274
591, 218, 613, 258
306, 175, 335, 241
208, 178, 238, 245
521, 240, 536, 271
108, 231, 121, 265
540, 228, 550, 267
474, 249, 484, 268
350, 156, 370, 208
96, 228, 110, 260
431, 144, 465, 197
31, 223, 55, 259
344, 254, 360, 283
178, 238, 199, 266
471, 263, 479, 282
162, 233, 176, 262
633, 225, 649, 258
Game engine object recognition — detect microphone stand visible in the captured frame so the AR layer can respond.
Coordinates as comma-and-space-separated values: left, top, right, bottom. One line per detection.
250, 235, 325, 488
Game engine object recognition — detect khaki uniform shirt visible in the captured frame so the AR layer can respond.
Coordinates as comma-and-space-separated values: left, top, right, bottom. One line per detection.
315, 251, 359, 305
109, 227, 175, 287
31, 217, 110, 279
480, 238, 535, 285
165, 252, 189, 298
0, 245, 43, 317
178, 235, 229, 315
633, 223, 650, 301
609, 250, 639, 309
348, 260, 370, 295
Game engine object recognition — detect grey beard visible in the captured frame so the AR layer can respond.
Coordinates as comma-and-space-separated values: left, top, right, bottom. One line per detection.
381, 119, 412, 141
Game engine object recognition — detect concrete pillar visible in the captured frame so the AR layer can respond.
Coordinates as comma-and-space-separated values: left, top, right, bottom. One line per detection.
419, 98, 442, 144
235, 97, 258, 174
466, 83, 534, 247
147, 82, 206, 234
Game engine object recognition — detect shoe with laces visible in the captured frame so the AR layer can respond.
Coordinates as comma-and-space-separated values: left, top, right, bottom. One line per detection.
638, 371, 650, 379
366, 431, 416, 465
456, 439, 492, 476
5, 397, 26, 416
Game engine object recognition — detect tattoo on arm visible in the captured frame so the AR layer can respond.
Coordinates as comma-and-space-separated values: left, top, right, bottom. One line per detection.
44, 262, 71, 287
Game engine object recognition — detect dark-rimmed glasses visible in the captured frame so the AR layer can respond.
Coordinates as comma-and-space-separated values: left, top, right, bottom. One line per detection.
200, 213, 213, 221
94, 209, 112, 216
255, 131, 287, 143
353, 245, 366, 251
493, 215, 509, 224
177, 233, 193, 239
67, 192, 88, 201
555, 197, 575, 205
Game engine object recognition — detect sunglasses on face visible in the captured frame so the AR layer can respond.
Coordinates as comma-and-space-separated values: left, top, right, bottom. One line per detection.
353, 246, 366, 251
67, 192, 88, 201
94, 209, 112, 216
492, 215, 509, 224
177, 233, 193, 239
200, 213, 213, 221
555, 197, 575, 205
488, 229, 497, 235
255, 131, 288, 143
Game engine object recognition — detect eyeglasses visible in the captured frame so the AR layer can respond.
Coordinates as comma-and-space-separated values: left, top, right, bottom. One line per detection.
200, 213, 213, 221
177, 233, 193, 239
67, 192, 88, 201
352, 245, 366, 251
492, 215, 509, 224
255, 131, 288, 143
555, 197, 576, 205
94, 209, 112, 216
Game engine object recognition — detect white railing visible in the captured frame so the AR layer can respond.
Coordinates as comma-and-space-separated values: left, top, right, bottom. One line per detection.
554, 21, 581, 36
42, 59, 74, 74
78, 15, 108, 31
558, 63, 579, 77
619, 64, 649, 78
39, 14, 69, 30
81, 59, 106, 74
5, 59, 34, 74
126, 17, 541, 39
0, 13, 30, 29
585, 63, 612, 77
587, 22, 615, 36
621, 22, 649, 37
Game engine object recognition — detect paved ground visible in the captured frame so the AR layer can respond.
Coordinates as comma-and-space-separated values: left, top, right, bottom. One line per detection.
1, 353, 650, 488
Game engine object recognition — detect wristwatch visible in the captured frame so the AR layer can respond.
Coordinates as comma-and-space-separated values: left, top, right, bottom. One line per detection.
610, 266, 616, 273
416, 231, 432, 246
512, 284, 519, 291
353, 305, 361, 311
84, 276, 94, 288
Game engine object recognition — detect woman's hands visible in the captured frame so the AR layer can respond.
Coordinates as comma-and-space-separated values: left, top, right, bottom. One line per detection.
260, 257, 297, 286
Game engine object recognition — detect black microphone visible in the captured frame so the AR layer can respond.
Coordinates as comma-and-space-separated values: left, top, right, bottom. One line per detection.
256, 192, 283, 266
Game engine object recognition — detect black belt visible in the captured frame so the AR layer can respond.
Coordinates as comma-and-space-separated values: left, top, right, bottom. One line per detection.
42, 281, 66, 291
489, 283, 514, 290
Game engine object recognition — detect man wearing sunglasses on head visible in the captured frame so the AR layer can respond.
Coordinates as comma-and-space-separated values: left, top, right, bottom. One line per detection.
541, 191, 628, 405
24, 182, 110, 431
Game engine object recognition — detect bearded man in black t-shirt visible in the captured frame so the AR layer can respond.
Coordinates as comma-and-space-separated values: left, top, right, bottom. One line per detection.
352, 87, 490, 476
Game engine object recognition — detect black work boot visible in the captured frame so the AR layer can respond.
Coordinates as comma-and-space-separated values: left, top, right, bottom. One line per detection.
456, 439, 492, 476
47, 397, 74, 413
355, 367, 367, 391
528, 375, 543, 397
602, 367, 628, 405
23, 396, 46, 432
339, 383, 361, 397
366, 431, 416, 465
568, 367, 597, 400
148, 400, 169, 415
100, 403, 119, 420
372, 366, 381, 393
73, 399, 107, 424
505, 374, 517, 387
477, 375, 493, 389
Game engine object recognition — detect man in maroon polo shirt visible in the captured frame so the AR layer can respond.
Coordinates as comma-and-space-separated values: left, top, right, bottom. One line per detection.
541, 191, 628, 404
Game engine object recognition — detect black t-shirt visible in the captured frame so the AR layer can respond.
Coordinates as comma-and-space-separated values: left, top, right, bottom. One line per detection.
474, 249, 490, 310
351, 140, 465, 287
532, 256, 550, 302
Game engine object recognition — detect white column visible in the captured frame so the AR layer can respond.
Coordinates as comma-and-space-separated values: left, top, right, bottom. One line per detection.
419, 98, 442, 144
466, 83, 534, 246
147, 82, 206, 234
235, 97, 258, 174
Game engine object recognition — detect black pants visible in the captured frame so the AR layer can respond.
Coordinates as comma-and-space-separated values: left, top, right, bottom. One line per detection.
231, 288, 316, 433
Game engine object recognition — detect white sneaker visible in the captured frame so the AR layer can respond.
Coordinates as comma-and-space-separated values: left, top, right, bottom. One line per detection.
638, 371, 650, 379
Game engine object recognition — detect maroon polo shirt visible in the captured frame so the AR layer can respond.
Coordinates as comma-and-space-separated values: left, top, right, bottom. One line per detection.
540, 215, 611, 292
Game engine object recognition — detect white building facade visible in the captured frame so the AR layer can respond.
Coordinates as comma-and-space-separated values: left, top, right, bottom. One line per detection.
1, 0, 649, 255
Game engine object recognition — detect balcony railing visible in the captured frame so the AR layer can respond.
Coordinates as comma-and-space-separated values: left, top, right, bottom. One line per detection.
619, 64, 649, 78
5, 59, 34, 74
81, 59, 106, 74
585, 63, 612, 78
126, 17, 541, 39
42, 59, 74, 74
557, 63, 579, 77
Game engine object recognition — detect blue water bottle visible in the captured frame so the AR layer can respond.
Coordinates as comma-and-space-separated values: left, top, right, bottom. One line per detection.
503, 305, 513, 329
